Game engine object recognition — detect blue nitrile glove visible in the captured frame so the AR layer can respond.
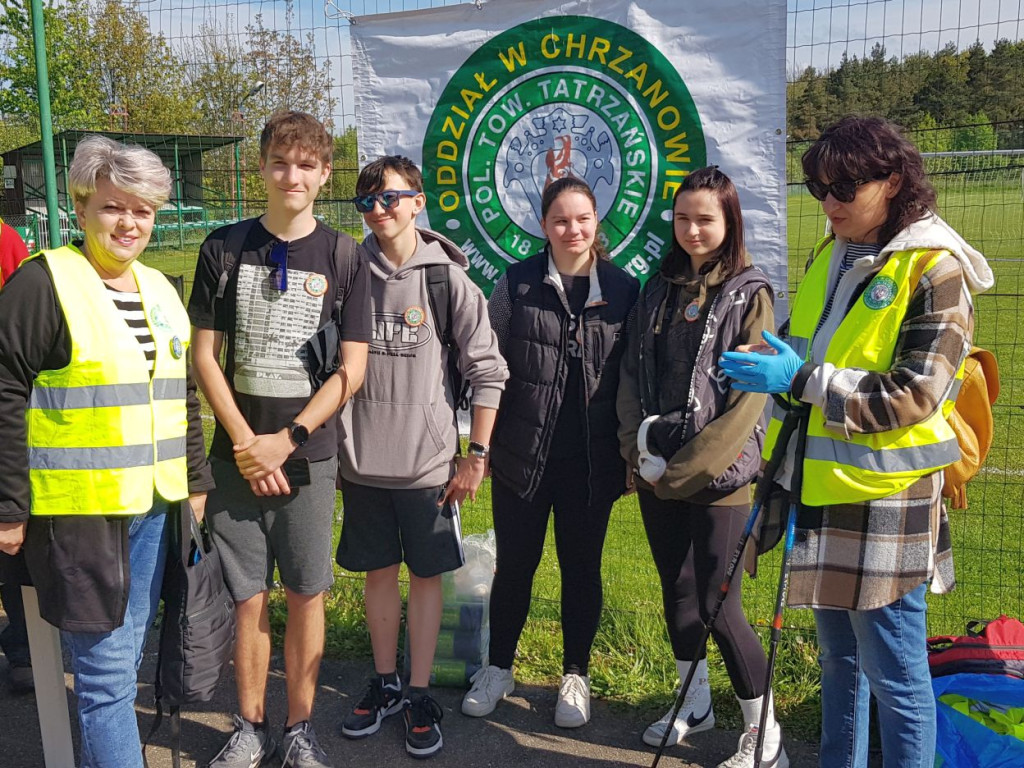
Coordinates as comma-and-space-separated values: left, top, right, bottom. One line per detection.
718, 330, 804, 393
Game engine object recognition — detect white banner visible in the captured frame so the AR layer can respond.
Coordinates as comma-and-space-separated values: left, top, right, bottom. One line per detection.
351, 0, 787, 299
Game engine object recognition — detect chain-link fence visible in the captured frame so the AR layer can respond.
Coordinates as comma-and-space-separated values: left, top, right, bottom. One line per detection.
3, 0, 1022, 641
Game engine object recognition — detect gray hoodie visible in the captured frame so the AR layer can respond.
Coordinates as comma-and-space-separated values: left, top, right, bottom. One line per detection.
338, 228, 508, 489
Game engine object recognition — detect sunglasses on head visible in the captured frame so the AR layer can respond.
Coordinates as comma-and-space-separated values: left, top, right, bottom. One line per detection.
804, 173, 892, 203
268, 242, 288, 292
350, 189, 420, 213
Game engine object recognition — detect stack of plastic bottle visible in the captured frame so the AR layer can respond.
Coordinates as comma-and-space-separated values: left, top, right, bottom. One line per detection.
404, 530, 496, 688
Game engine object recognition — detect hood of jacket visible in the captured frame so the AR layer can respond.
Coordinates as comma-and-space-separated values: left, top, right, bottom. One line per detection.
653, 251, 754, 330
363, 227, 469, 279
872, 213, 993, 295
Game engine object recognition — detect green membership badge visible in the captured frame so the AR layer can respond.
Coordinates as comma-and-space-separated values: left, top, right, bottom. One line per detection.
404, 306, 426, 327
863, 275, 898, 310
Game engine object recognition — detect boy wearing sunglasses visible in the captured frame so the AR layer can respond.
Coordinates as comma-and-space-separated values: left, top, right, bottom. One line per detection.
336, 156, 507, 759
188, 111, 372, 768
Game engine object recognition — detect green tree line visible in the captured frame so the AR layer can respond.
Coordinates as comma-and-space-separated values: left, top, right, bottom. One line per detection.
0, 0, 358, 202
788, 39, 1024, 150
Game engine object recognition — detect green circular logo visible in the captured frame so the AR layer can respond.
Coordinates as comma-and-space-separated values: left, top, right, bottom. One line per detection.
422, 16, 706, 293
863, 275, 899, 310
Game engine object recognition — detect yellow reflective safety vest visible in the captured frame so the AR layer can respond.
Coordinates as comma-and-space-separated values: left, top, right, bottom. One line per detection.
26, 246, 190, 515
764, 238, 963, 505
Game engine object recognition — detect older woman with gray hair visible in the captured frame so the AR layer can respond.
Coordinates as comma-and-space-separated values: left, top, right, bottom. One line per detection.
0, 136, 213, 767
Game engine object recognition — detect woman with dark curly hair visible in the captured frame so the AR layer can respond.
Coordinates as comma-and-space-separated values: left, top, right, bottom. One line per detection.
720, 115, 993, 767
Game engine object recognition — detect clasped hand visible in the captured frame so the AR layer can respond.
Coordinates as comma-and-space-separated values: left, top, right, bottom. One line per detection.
234, 430, 293, 497
719, 330, 803, 394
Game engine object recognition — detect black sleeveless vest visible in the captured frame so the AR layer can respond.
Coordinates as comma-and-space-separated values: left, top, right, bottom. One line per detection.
490, 252, 639, 502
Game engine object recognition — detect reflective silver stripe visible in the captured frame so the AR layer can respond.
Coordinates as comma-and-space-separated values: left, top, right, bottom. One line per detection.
157, 436, 187, 462
946, 377, 963, 402
152, 378, 186, 401
805, 436, 960, 473
29, 444, 154, 470
789, 336, 809, 359
29, 383, 150, 410
771, 401, 789, 422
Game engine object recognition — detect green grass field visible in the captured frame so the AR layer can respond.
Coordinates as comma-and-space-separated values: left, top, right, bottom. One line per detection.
140, 183, 1024, 738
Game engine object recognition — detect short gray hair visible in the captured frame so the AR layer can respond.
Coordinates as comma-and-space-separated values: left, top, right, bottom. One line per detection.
69, 135, 173, 209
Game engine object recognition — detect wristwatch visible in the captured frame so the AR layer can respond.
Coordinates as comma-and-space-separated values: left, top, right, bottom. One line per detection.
288, 422, 309, 448
466, 441, 490, 458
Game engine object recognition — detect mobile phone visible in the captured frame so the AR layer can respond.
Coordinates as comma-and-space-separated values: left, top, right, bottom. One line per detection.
283, 457, 312, 487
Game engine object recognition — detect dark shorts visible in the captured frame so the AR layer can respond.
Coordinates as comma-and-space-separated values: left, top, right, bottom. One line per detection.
206, 456, 338, 602
336, 481, 464, 577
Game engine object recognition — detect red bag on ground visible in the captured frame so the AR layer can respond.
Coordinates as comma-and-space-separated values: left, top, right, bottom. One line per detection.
928, 615, 1024, 679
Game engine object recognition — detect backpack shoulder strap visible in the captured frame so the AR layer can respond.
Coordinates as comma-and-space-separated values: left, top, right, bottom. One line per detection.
970, 345, 1000, 404
141, 697, 164, 768
426, 263, 452, 347
332, 232, 358, 324
169, 706, 182, 768
805, 234, 835, 271
215, 218, 256, 300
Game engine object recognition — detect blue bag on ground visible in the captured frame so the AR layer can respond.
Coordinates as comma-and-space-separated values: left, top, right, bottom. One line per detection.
933, 673, 1024, 767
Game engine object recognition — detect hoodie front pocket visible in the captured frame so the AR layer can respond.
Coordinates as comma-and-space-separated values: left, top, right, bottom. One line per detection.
347, 398, 450, 482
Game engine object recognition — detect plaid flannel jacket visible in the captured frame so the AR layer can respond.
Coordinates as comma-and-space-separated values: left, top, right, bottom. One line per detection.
766, 249, 972, 611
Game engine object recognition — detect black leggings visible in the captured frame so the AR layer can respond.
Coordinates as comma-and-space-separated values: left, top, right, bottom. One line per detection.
638, 489, 767, 700
488, 456, 614, 675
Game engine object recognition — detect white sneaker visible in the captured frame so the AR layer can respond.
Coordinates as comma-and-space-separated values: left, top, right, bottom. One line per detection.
461, 665, 515, 717
554, 673, 591, 728
642, 680, 715, 746
717, 723, 789, 768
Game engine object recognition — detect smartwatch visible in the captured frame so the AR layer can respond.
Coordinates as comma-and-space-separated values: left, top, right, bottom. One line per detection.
467, 441, 490, 458
288, 422, 309, 448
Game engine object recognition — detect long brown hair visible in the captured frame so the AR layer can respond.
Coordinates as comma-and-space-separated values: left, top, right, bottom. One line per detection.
667, 166, 746, 279
540, 177, 609, 260
801, 115, 937, 245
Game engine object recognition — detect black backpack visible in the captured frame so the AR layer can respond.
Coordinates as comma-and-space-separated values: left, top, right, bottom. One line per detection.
143, 501, 235, 768
426, 263, 471, 412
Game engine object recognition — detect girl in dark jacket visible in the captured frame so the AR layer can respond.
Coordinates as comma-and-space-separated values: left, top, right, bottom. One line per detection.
617, 167, 787, 768
462, 177, 638, 728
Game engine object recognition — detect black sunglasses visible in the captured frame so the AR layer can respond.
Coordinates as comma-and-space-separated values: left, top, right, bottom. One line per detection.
268, 242, 288, 292
350, 189, 420, 213
804, 173, 892, 203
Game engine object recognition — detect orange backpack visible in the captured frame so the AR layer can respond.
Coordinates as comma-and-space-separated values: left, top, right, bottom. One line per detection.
943, 346, 999, 509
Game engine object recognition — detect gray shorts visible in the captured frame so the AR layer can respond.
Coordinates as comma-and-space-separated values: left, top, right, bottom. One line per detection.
206, 455, 337, 602
336, 481, 464, 578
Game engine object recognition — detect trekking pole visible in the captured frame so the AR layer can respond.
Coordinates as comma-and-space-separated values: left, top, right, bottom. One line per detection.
753, 407, 808, 768
650, 404, 802, 768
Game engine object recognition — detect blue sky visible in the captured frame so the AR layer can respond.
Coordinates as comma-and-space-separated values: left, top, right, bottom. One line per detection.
789, 0, 1024, 74
142, 0, 1023, 127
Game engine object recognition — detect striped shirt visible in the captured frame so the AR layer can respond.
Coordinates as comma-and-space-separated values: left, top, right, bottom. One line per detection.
813, 241, 882, 338
105, 284, 155, 374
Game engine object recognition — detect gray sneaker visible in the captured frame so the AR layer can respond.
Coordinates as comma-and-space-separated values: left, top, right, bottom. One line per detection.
208, 715, 277, 768
279, 721, 333, 768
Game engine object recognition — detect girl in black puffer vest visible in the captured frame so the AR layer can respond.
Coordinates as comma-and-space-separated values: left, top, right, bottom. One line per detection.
617, 167, 788, 768
462, 178, 638, 728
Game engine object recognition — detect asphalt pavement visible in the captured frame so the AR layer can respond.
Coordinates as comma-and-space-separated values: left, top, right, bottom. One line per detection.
0, 629, 820, 768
